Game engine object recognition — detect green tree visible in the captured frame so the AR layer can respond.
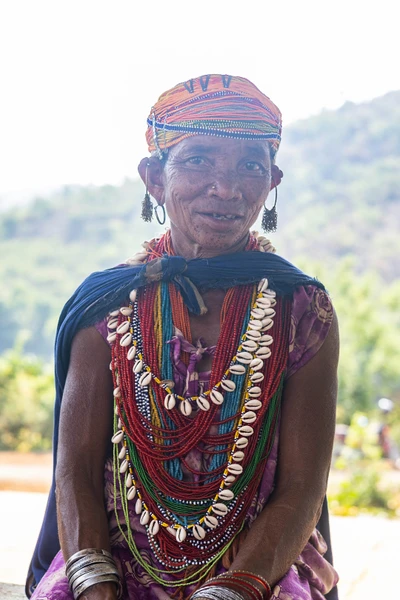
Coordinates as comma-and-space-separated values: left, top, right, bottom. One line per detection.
297, 258, 400, 422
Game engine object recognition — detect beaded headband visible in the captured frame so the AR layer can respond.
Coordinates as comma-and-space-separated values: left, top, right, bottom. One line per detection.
146, 74, 282, 159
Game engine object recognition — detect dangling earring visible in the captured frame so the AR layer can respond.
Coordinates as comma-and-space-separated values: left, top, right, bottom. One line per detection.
141, 162, 153, 222
261, 183, 278, 233
154, 204, 166, 225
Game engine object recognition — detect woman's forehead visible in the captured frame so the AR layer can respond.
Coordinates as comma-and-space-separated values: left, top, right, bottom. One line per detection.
169, 136, 271, 158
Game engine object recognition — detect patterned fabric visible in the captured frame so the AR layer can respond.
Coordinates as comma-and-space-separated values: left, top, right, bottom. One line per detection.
287, 286, 335, 377
146, 74, 282, 158
31, 285, 338, 600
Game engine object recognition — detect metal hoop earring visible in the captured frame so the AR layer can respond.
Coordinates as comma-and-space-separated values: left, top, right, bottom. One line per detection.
261, 183, 278, 233
155, 204, 166, 225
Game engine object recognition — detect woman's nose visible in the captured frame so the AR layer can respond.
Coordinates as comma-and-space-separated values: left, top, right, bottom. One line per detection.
209, 170, 242, 201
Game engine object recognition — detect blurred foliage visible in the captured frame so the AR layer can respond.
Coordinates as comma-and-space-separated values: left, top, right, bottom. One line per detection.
0, 343, 54, 451
329, 413, 400, 516
333, 412, 386, 467
0, 91, 400, 451
329, 469, 398, 517
294, 259, 400, 425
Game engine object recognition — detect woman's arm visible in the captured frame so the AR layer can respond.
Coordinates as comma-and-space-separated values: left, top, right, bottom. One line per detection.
56, 326, 118, 600
229, 311, 339, 585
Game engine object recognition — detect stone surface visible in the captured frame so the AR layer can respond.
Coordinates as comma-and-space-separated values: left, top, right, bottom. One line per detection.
330, 514, 399, 598
0, 582, 25, 599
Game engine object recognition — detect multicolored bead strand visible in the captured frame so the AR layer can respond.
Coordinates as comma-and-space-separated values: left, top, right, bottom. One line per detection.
108, 233, 291, 587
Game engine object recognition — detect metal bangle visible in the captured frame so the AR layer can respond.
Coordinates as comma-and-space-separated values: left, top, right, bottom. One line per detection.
72, 573, 121, 600
69, 562, 119, 588
71, 570, 119, 594
65, 548, 113, 571
192, 592, 222, 600
72, 571, 119, 592
191, 586, 246, 600
212, 575, 264, 600
67, 555, 116, 579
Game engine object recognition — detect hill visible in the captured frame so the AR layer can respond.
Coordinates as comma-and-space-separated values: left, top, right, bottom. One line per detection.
276, 90, 400, 281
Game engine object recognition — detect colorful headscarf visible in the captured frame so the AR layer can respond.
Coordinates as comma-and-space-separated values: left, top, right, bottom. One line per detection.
146, 74, 282, 159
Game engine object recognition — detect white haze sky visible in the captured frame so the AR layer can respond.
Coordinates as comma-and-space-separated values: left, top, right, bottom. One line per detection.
0, 0, 398, 198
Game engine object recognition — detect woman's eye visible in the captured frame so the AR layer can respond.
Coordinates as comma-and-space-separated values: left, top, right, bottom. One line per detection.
243, 161, 265, 173
186, 156, 206, 166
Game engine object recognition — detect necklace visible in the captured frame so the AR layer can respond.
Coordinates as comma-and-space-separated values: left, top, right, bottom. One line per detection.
108, 233, 290, 585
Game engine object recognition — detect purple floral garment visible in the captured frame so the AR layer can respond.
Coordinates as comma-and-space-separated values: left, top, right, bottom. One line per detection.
32, 286, 338, 600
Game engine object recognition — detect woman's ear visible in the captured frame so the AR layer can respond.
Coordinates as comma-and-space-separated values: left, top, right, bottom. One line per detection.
138, 157, 165, 205
270, 165, 283, 190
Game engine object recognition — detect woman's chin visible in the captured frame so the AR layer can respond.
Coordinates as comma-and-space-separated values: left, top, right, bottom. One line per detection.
195, 212, 245, 232
169, 219, 250, 258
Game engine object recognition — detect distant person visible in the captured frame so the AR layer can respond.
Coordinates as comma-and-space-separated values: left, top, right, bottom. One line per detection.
333, 424, 349, 461
27, 75, 339, 600
377, 397, 399, 465
378, 424, 391, 459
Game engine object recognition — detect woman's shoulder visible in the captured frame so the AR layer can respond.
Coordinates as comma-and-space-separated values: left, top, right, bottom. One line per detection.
292, 284, 333, 323
287, 285, 334, 378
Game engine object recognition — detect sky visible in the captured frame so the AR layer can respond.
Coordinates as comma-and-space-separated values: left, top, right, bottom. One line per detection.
0, 0, 398, 199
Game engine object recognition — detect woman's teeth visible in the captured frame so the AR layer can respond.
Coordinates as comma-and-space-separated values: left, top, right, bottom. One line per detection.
210, 213, 237, 220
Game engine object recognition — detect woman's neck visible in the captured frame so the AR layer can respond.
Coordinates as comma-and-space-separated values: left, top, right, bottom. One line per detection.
168, 228, 251, 259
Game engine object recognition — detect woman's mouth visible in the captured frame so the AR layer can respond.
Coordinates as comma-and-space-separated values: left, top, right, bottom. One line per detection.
200, 212, 241, 221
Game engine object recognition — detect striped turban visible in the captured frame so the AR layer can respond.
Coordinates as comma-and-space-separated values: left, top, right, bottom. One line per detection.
146, 74, 282, 159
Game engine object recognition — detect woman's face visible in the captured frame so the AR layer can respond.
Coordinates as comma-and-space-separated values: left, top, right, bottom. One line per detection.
149, 136, 272, 258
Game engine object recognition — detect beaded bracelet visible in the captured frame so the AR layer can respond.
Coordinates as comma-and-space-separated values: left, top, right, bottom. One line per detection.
214, 577, 264, 600
228, 570, 271, 597
196, 577, 262, 600
196, 570, 272, 600
212, 576, 264, 600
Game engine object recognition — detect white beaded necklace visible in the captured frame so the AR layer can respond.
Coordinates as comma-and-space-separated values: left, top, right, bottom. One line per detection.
108, 234, 278, 547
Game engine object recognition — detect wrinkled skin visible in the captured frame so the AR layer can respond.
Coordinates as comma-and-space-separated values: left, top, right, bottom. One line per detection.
138, 136, 273, 258
139, 136, 274, 367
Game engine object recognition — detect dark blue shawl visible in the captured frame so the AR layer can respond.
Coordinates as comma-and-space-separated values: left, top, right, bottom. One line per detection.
28, 252, 324, 592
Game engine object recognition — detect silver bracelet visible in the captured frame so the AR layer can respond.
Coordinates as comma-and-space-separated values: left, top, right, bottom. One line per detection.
72, 573, 121, 599
65, 548, 121, 600
65, 548, 113, 572
191, 585, 246, 600
67, 555, 115, 579
201, 591, 244, 600
69, 562, 120, 589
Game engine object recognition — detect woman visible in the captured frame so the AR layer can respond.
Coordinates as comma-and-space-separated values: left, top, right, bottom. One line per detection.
27, 74, 339, 600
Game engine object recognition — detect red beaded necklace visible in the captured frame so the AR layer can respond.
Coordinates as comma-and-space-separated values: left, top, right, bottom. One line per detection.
110, 232, 291, 579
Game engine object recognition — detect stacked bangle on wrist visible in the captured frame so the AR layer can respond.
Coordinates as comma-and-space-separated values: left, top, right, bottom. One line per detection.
191, 570, 271, 600
65, 548, 122, 600
228, 570, 271, 598
191, 585, 246, 600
